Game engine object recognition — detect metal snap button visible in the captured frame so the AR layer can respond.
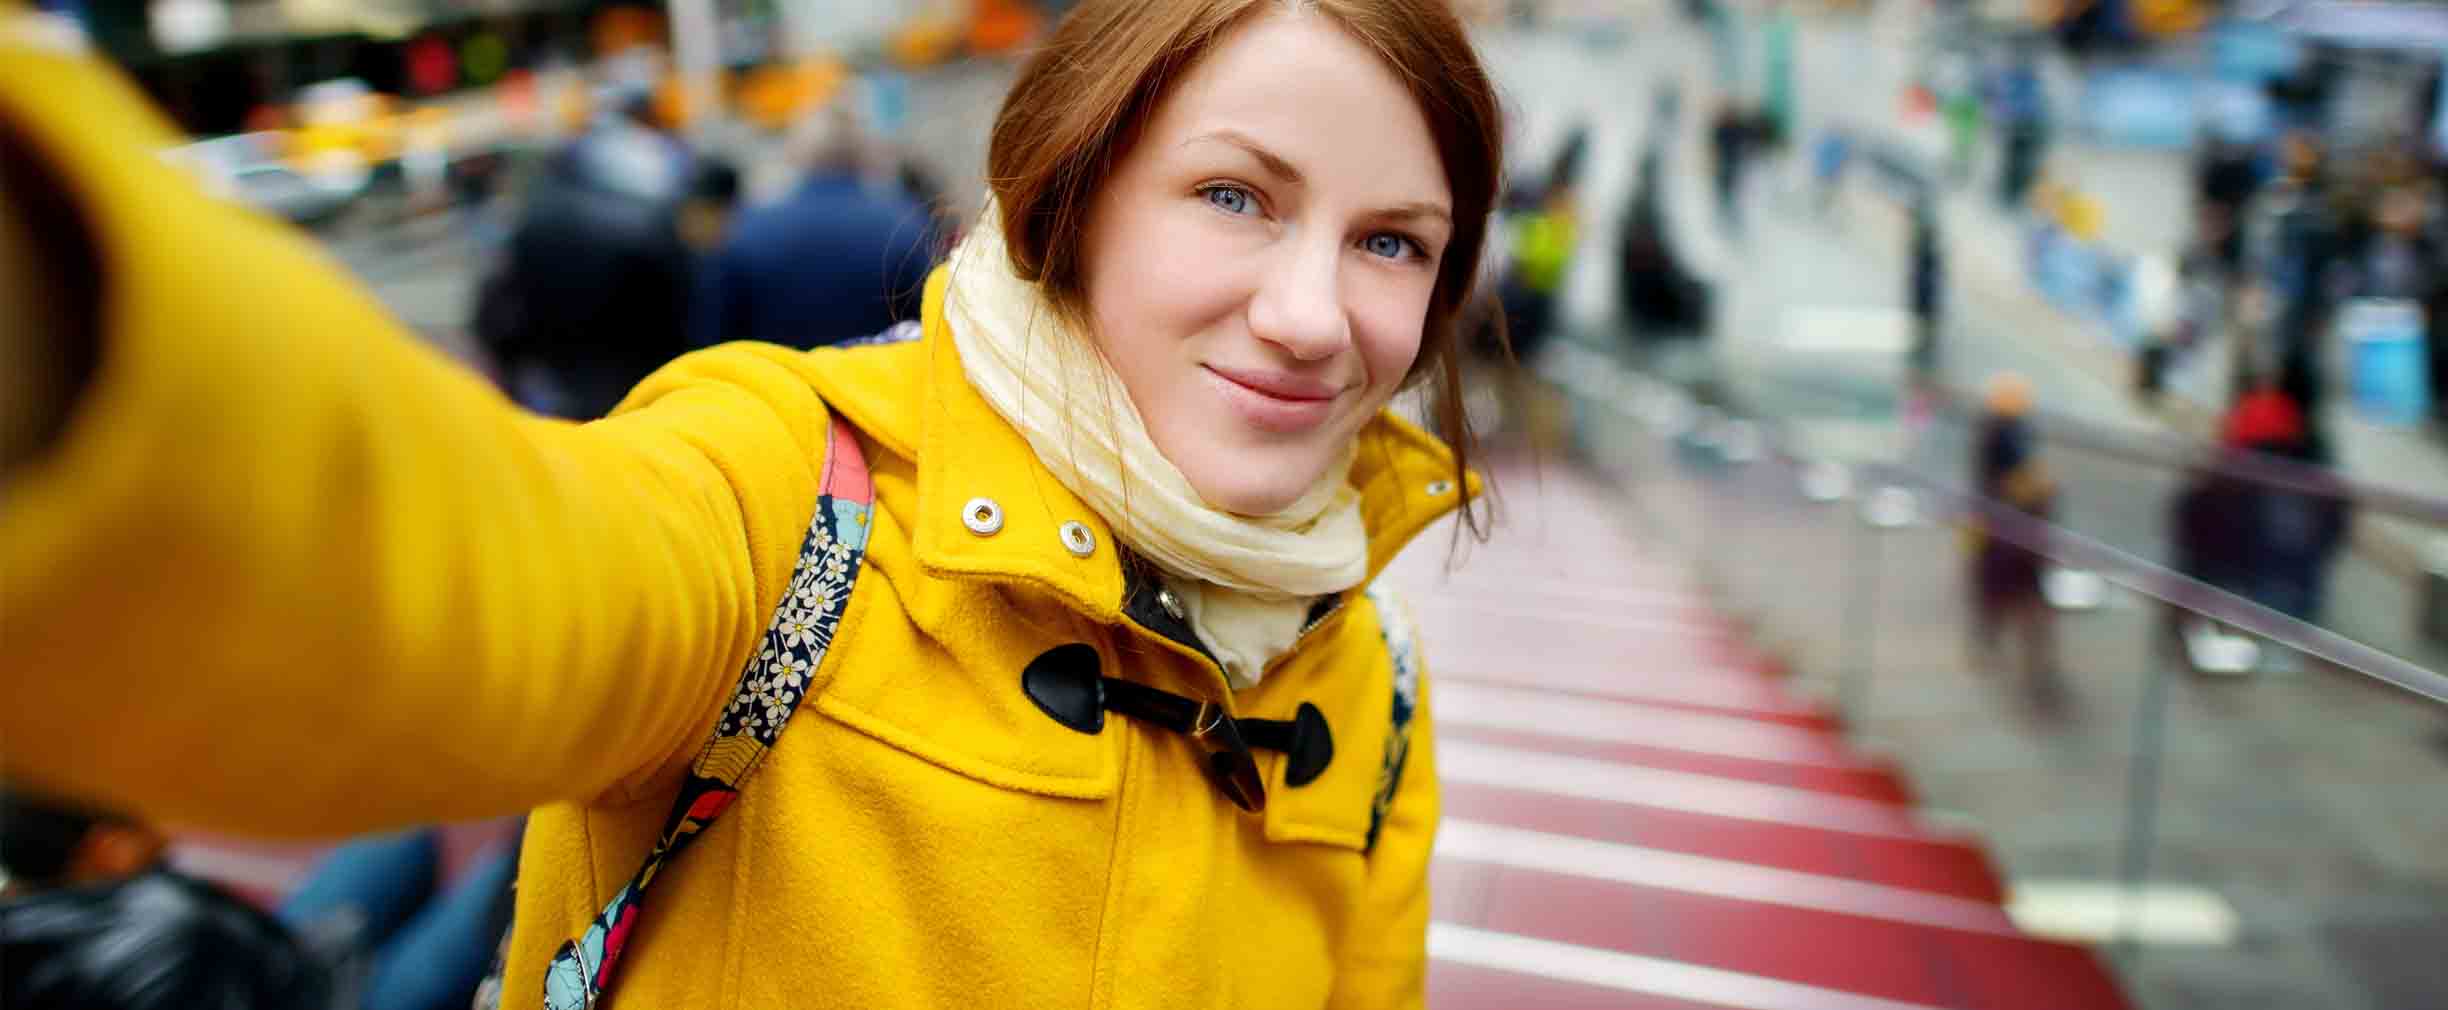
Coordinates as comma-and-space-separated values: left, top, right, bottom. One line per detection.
1059, 520, 1097, 558
1156, 586, 1187, 622
1425, 479, 1455, 496
962, 497, 1004, 536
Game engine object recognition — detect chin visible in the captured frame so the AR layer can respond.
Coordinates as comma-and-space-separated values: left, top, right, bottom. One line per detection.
1183, 461, 1321, 518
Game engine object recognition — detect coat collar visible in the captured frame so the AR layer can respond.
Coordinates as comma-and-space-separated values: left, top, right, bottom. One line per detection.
805, 267, 1477, 623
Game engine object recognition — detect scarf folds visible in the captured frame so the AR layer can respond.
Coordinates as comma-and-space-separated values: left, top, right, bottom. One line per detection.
942, 203, 1369, 688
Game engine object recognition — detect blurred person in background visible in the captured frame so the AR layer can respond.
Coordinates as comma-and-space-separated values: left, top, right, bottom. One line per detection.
691, 101, 942, 349
1711, 98, 1751, 236
2222, 365, 2309, 455
1489, 166, 1576, 450
2223, 372, 2351, 635
676, 157, 744, 255
471, 163, 697, 420
1964, 375, 2062, 696
1620, 144, 1711, 339
1906, 194, 1946, 393
2194, 134, 2264, 297
2, 789, 333, 1010
2169, 448, 2257, 657
2127, 251, 2186, 408
2, 787, 517, 1010
274, 828, 520, 1010
1545, 124, 1591, 203
2236, 130, 2342, 400
1500, 174, 1577, 364
2345, 183, 2439, 304
2173, 372, 2349, 672
1990, 48, 2048, 210
472, 86, 710, 420
557, 87, 694, 206
2051, 0, 2126, 63
0, 1, 1505, 1006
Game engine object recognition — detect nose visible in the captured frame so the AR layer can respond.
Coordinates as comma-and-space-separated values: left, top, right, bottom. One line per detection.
1246, 236, 1351, 362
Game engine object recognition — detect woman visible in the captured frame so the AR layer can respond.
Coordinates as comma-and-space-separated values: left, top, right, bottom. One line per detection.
0, 1, 1504, 1007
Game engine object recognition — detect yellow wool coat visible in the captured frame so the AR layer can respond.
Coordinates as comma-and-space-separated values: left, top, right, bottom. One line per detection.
0, 30, 1463, 1009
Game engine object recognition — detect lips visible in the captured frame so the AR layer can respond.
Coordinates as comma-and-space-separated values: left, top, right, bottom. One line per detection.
1203, 365, 1343, 435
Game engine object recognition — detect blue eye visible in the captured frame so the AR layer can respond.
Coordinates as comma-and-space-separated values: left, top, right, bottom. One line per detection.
1363, 233, 1419, 260
1202, 185, 1255, 216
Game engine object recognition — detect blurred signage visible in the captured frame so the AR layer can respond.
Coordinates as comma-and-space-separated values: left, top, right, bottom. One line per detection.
2277, 1, 2448, 50
2340, 298, 2432, 427
2079, 68, 2199, 149
2208, 18, 2300, 81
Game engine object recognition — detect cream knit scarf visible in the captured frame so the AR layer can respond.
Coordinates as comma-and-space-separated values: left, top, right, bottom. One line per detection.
944, 203, 1369, 688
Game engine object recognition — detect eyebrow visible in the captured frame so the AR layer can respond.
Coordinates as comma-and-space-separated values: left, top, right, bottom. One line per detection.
1374, 201, 1454, 228
1183, 129, 1453, 226
1185, 129, 1305, 187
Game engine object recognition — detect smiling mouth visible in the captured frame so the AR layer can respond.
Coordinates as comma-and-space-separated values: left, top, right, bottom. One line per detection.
1203, 366, 1342, 435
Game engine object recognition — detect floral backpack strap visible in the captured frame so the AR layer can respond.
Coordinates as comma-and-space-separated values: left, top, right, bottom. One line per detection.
540, 414, 877, 1009
1362, 581, 1420, 853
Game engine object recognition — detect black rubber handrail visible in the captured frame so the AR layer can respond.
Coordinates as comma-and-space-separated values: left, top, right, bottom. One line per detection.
1571, 354, 2448, 706
1758, 369, 2448, 528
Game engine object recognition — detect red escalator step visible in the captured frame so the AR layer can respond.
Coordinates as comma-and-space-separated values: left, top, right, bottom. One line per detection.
1433, 858, 1500, 925
1430, 958, 1738, 1010
1477, 866, 2130, 1010
1437, 665, 1839, 731
1433, 683, 1858, 765
1440, 725, 1913, 805
1444, 782, 2004, 903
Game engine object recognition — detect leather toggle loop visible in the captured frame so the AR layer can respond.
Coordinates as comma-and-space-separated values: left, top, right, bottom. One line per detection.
1019, 645, 1336, 811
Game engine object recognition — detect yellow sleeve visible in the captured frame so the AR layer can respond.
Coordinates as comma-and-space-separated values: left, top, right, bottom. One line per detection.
1328, 662, 1439, 1010
0, 42, 824, 837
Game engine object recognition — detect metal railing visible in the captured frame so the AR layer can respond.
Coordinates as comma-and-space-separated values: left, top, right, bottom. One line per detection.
1529, 336, 2448, 1010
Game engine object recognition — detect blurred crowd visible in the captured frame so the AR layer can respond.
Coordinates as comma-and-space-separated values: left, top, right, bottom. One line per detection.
477, 84, 946, 419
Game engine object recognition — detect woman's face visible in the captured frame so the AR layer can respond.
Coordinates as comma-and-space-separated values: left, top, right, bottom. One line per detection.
1079, 8, 1452, 516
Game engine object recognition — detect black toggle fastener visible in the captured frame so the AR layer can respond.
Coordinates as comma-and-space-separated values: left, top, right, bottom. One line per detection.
1021, 645, 1336, 813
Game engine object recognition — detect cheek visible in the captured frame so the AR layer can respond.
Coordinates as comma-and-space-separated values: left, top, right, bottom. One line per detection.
1347, 283, 1433, 397
1088, 202, 1254, 338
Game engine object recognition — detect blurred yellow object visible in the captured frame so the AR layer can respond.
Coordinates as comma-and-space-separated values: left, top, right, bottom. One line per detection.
1513, 207, 1577, 295
889, 14, 963, 68
2032, 177, 2104, 241
738, 58, 847, 133
554, 78, 593, 134
2132, 0, 2208, 36
2057, 190, 2104, 242
288, 86, 402, 167
652, 69, 731, 132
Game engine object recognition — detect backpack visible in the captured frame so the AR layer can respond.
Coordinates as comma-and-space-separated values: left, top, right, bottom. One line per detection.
481, 410, 1422, 1009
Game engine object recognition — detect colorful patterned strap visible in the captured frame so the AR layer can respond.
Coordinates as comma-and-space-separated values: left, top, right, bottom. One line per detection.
542, 416, 876, 1010
1363, 582, 1419, 853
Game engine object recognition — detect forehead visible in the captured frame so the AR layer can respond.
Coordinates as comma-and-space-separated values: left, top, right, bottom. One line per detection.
1137, 9, 1449, 205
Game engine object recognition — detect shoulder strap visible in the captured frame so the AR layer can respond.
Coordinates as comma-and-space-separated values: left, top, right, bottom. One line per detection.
542, 414, 877, 1010
1362, 582, 1420, 853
